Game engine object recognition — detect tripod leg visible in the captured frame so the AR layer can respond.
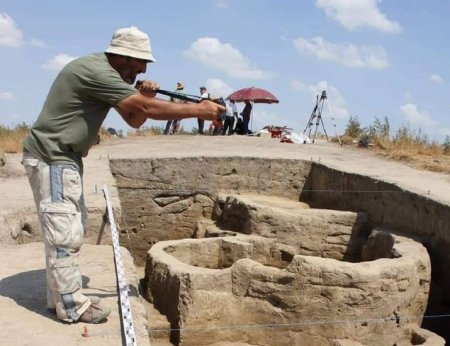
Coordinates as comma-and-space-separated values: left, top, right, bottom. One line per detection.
320, 115, 329, 142
307, 114, 316, 138
304, 95, 319, 137
312, 115, 321, 143
325, 99, 342, 146
312, 99, 326, 143
304, 114, 314, 135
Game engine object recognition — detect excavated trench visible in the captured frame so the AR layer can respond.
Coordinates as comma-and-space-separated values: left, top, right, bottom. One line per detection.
145, 231, 432, 346
108, 156, 450, 345
2, 156, 447, 345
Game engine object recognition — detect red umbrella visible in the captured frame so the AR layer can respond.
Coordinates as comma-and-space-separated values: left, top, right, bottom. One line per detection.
227, 87, 279, 134
227, 87, 279, 104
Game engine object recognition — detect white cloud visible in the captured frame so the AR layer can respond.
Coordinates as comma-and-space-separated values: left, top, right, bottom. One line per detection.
430, 74, 444, 84
315, 0, 401, 33
400, 103, 437, 127
204, 79, 234, 98
290, 80, 307, 92
184, 37, 273, 80
291, 79, 349, 119
0, 91, 15, 101
42, 53, 77, 72
29, 38, 46, 48
0, 13, 23, 47
214, 0, 230, 8
293, 36, 389, 69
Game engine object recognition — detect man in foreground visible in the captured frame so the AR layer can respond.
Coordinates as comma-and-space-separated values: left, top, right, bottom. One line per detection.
21, 26, 225, 324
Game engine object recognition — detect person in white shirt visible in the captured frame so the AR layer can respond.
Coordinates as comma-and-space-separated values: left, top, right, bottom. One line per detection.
222, 99, 237, 135
197, 86, 209, 134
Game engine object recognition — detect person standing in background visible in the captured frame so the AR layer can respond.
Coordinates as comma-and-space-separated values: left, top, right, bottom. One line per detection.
197, 86, 209, 134
240, 101, 252, 135
222, 99, 237, 135
163, 81, 185, 135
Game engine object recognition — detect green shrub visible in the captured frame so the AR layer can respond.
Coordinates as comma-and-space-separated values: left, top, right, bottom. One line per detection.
343, 116, 363, 138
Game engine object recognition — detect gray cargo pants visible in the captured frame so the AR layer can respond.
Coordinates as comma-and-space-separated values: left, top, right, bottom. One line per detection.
22, 151, 91, 322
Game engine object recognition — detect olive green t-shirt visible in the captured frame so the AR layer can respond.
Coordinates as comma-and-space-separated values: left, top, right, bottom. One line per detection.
23, 53, 137, 169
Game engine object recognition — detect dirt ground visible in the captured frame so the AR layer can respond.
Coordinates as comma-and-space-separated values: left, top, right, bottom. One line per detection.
3, 135, 450, 178
2, 135, 450, 207
1, 135, 449, 346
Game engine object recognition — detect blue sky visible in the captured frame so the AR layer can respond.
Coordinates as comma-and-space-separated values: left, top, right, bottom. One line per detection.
1, 0, 449, 141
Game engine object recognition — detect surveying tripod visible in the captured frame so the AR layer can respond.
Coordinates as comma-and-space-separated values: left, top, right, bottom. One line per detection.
303, 90, 342, 145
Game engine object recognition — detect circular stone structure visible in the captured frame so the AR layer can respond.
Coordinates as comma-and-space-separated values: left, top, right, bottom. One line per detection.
144, 230, 438, 346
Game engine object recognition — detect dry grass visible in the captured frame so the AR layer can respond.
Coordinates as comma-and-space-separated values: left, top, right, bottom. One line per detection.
0, 124, 171, 154
127, 125, 164, 136
373, 147, 450, 174
341, 129, 450, 174
339, 117, 450, 174
0, 124, 29, 153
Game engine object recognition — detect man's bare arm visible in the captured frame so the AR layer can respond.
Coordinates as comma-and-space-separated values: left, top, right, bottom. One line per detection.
116, 92, 225, 129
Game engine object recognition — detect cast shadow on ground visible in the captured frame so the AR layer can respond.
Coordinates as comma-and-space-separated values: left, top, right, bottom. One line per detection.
0, 269, 116, 321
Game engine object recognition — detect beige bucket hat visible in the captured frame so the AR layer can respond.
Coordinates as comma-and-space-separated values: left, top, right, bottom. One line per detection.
105, 26, 156, 62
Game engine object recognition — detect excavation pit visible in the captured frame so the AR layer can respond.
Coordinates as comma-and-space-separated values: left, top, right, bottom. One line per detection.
145, 229, 433, 346
2, 147, 449, 346
108, 156, 448, 345
143, 191, 436, 345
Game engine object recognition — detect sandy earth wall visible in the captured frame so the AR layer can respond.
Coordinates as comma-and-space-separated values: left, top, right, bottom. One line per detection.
300, 163, 450, 303
110, 157, 311, 265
